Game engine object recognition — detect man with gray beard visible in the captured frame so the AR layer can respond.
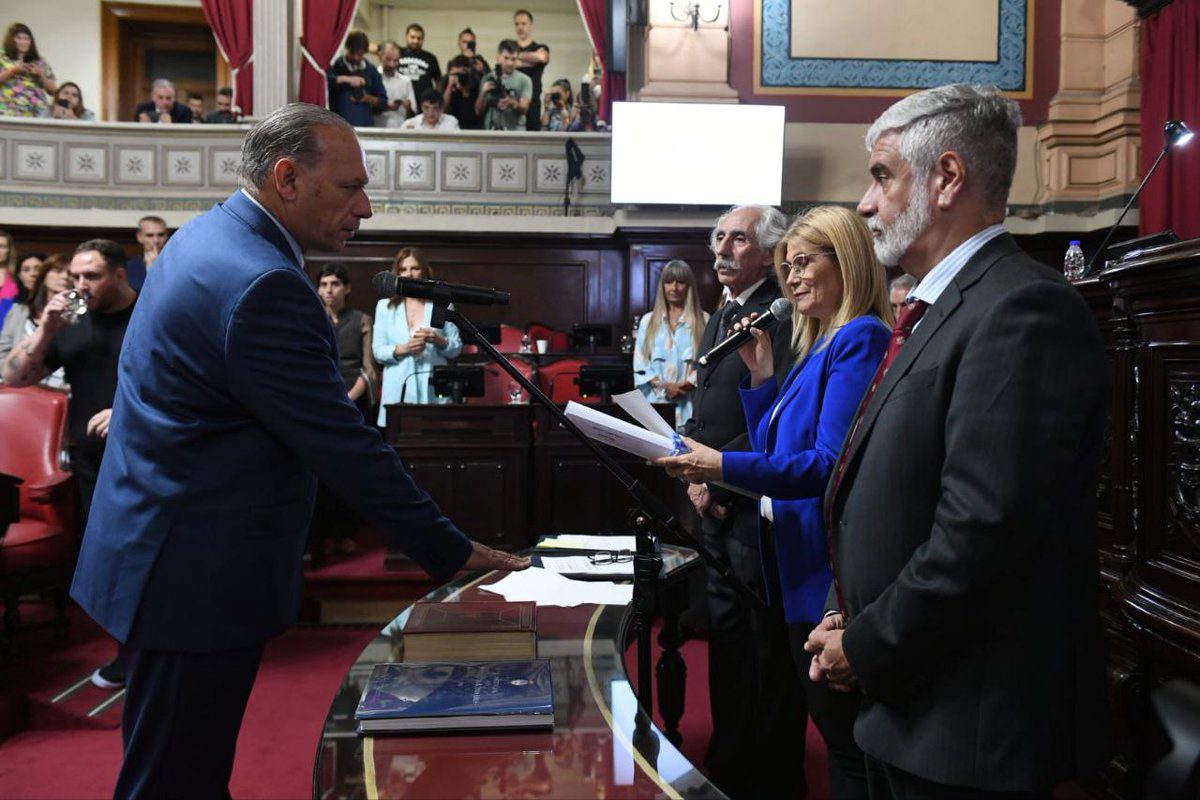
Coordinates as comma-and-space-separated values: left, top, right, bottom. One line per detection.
682, 205, 806, 799
808, 84, 1107, 798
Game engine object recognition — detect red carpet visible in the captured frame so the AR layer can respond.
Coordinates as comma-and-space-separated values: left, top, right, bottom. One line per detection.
0, 602, 376, 800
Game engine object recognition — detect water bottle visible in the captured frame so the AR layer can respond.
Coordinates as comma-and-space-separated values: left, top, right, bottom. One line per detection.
1063, 240, 1086, 280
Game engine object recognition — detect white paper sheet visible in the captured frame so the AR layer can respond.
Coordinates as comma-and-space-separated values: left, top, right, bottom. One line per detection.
613, 389, 677, 438
563, 402, 679, 460
537, 535, 637, 551
479, 567, 634, 607
541, 555, 635, 578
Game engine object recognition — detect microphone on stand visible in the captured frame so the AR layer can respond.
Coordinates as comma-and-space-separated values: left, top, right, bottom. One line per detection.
696, 298, 792, 367
372, 272, 510, 306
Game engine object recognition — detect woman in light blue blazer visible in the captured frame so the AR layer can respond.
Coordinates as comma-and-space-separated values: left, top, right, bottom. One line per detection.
373, 247, 462, 425
656, 205, 892, 798
633, 259, 709, 430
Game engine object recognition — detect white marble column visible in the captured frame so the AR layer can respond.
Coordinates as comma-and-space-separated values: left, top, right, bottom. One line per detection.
252, 0, 294, 118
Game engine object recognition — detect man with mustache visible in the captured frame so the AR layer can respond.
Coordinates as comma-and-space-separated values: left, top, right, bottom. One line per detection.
809, 84, 1107, 798
681, 205, 807, 799
69, 104, 529, 798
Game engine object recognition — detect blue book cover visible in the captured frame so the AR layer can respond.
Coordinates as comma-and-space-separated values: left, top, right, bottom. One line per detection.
355, 660, 554, 734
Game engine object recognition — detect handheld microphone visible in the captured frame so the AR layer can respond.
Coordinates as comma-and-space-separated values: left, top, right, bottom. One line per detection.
696, 298, 791, 367
372, 272, 510, 306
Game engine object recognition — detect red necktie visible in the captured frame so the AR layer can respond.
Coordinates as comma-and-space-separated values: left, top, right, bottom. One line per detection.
826, 299, 929, 616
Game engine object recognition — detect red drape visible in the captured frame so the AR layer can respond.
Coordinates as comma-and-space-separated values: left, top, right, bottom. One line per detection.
1139, 0, 1200, 240
202, 0, 254, 117
299, 0, 359, 108
575, 0, 626, 123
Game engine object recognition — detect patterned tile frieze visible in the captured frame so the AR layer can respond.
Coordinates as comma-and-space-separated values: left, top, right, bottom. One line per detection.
442, 153, 481, 192
487, 154, 528, 193
115, 146, 156, 185
13, 141, 58, 181
164, 149, 203, 186
208, 148, 242, 186
397, 153, 435, 191
64, 143, 108, 183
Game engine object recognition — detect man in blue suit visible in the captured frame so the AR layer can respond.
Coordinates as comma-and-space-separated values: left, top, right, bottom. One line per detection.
69, 103, 529, 799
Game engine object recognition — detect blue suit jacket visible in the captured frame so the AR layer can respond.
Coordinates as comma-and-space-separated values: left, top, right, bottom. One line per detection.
722, 315, 889, 623
71, 191, 472, 652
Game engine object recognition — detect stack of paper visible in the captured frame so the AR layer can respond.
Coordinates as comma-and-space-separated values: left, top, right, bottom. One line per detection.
480, 567, 633, 607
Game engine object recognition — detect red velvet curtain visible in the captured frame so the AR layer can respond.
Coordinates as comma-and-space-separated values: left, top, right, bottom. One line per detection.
1139, 0, 1200, 239
575, 0, 626, 123
201, 0, 254, 116
299, 0, 359, 107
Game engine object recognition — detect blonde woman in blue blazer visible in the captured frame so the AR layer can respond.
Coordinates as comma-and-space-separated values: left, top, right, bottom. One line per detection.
656, 205, 892, 798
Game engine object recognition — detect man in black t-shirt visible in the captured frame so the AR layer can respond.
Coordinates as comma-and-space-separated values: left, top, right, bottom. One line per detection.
399, 23, 442, 100
2, 238, 136, 514
513, 9, 550, 132
2, 238, 136, 691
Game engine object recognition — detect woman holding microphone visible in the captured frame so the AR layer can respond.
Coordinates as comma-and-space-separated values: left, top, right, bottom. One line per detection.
654, 205, 891, 797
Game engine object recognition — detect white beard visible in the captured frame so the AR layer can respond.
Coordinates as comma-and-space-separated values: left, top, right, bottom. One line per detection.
870, 180, 932, 268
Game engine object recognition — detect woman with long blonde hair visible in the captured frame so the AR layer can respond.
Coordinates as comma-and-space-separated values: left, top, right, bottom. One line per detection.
633, 260, 708, 429
653, 205, 890, 797
372, 247, 463, 423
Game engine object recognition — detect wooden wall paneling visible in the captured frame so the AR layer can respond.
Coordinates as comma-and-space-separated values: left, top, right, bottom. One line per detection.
628, 241, 722, 319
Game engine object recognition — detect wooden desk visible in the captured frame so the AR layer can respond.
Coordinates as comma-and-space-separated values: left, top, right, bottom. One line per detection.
313, 548, 720, 799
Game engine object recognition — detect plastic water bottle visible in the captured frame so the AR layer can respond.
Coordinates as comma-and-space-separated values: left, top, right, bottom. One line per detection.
1063, 240, 1086, 280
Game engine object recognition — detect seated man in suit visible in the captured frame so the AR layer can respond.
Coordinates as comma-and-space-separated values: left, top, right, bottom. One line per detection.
809, 83, 1107, 799
69, 103, 529, 799
134, 79, 193, 124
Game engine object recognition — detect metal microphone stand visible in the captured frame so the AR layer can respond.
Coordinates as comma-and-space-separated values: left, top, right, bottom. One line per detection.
446, 305, 765, 765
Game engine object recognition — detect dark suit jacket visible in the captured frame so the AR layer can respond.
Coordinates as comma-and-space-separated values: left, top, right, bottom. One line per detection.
133, 100, 193, 123
71, 191, 472, 653
825, 233, 1108, 791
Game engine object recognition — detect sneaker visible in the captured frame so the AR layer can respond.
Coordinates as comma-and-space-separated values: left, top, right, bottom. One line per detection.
91, 657, 125, 689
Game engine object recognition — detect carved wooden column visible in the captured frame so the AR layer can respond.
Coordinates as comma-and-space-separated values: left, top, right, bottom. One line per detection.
1036, 1, 1142, 212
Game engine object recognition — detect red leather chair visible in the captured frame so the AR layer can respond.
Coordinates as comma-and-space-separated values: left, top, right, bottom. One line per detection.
462, 324, 526, 356
536, 358, 597, 405
0, 386, 79, 642
468, 360, 538, 405
525, 323, 568, 353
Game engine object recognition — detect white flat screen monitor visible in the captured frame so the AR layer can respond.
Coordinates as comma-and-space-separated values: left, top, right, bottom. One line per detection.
610, 102, 785, 206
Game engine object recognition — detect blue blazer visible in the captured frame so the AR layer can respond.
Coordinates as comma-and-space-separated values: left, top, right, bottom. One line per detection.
722, 315, 889, 624
70, 191, 472, 652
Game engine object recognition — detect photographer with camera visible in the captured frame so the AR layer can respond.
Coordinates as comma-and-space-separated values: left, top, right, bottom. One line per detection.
456, 28, 490, 77
134, 79, 193, 124
568, 58, 606, 132
442, 56, 482, 130
540, 79, 574, 132
327, 30, 385, 127
375, 39, 417, 128
475, 39, 531, 132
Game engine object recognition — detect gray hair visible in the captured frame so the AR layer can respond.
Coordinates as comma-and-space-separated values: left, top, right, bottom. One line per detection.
865, 84, 1021, 211
238, 103, 355, 192
889, 273, 918, 294
151, 78, 175, 92
378, 39, 401, 55
709, 204, 787, 252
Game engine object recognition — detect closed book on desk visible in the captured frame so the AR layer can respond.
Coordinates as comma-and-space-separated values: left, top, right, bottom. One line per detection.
355, 660, 554, 734
402, 601, 537, 662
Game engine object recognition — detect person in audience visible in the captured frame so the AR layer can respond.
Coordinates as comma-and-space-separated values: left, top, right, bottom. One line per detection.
327, 30, 385, 127
0, 22, 56, 118
373, 247, 462, 422
64, 104, 526, 798
442, 55, 482, 130
0, 252, 69, 390
457, 27, 489, 75
676, 205, 807, 799
399, 23, 441, 100
633, 259, 707, 430
656, 205, 893, 797
185, 92, 204, 122
203, 87, 238, 123
125, 215, 168, 292
3, 239, 137, 689
477, 39, 532, 132
0, 230, 18, 326
805, 83, 1108, 798
400, 89, 459, 132
374, 39, 416, 128
13, 251, 43, 311
51, 81, 95, 121
513, 9, 550, 133
310, 262, 377, 557
135, 78, 193, 123
888, 271, 917, 318
540, 78, 574, 132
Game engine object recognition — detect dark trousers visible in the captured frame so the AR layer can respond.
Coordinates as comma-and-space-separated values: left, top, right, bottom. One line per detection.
787, 622, 869, 799
72, 450, 100, 520
115, 642, 264, 799
702, 506, 808, 799
864, 757, 1054, 800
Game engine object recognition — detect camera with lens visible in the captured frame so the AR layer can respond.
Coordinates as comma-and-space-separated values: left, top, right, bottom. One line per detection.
487, 67, 512, 106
